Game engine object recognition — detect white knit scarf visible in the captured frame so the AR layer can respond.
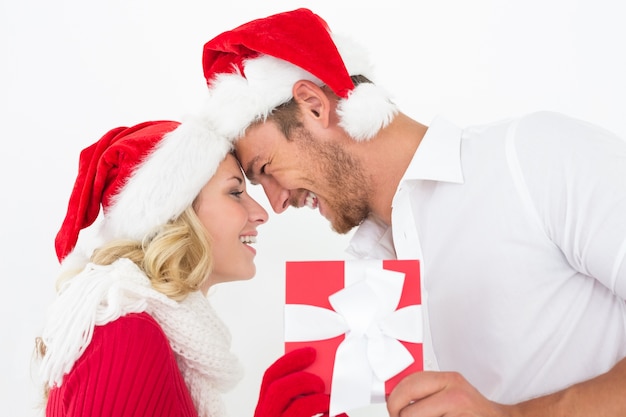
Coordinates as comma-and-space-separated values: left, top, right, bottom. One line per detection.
40, 258, 243, 417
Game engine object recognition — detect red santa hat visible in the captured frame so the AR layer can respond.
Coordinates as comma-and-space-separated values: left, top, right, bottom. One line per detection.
201, 8, 398, 141
55, 117, 232, 265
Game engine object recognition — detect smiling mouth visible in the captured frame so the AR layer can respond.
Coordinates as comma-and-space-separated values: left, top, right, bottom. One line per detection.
239, 235, 257, 244
305, 192, 318, 209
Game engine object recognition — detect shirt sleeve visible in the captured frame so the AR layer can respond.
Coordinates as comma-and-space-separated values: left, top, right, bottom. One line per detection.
513, 111, 626, 298
46, 312, 198, 417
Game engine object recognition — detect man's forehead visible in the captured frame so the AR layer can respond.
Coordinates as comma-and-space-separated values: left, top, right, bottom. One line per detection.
234, 138, 257, 162
240, 154, 261, 181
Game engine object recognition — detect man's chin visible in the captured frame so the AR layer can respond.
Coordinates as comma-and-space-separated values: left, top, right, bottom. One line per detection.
318, 203, 367, 234
328, 216, 360, 235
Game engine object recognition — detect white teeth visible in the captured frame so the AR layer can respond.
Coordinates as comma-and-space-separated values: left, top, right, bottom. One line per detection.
305, 192, 317, 209
240, 236, 257, 244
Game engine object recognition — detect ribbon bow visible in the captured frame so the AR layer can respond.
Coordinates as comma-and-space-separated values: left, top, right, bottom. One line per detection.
285, 263, 422, 416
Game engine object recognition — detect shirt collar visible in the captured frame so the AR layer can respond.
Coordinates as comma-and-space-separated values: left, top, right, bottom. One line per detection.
347, 116, 464, 257
402, 115, 464, 184
346, 214, 396, 259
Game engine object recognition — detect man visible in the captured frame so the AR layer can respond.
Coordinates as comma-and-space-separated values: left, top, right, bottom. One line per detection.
199, 8, 626, 417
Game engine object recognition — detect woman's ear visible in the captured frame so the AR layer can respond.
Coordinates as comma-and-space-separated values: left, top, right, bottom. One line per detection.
292, 80, 331, 127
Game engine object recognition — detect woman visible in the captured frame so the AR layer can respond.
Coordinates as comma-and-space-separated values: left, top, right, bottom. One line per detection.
36, 119, 334, 417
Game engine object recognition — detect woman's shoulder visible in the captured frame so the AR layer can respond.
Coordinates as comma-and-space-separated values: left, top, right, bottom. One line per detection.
49, 313, 196, 416
90, 312, 171, 355
60, 312, 180, 401
97, 311, 164, 333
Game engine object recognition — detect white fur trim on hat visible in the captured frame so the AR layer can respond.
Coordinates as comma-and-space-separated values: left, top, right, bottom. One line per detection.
201, 54, 320, 140
202, 34, 397, 142
102, 116, 232, 243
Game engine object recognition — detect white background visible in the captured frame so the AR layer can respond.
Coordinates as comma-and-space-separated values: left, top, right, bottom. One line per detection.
1, 1, 625, 416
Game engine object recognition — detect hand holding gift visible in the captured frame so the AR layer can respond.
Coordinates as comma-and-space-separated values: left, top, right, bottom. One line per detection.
254, 347, 348, 417
285, 260, 424, 416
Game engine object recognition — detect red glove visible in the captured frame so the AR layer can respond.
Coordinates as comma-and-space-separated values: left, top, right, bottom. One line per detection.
254, 347, 348, 417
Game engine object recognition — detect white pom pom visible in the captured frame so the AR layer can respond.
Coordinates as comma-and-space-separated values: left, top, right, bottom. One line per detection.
337, 83, 398, 141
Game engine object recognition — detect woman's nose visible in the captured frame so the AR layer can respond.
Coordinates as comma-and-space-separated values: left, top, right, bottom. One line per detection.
249, 197, 269, 224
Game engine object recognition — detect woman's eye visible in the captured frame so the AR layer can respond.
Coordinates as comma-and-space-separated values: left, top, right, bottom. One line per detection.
231, 190, 244, 198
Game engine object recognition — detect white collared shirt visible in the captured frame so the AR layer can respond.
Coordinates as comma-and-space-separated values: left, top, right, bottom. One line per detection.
348, 111, 626, 403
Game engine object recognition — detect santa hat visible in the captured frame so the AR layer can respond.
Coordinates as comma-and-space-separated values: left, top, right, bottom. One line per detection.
55, 116, 232, 266
201, 8, 398, 141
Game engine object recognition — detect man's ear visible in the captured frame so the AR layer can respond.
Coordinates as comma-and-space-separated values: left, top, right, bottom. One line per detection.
292, 80, 332, 127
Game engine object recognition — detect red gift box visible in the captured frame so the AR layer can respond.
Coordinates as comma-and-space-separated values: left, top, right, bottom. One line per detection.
285, 260, 423, 416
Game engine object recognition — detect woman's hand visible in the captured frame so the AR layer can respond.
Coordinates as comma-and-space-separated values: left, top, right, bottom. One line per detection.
254, 347, 348, 417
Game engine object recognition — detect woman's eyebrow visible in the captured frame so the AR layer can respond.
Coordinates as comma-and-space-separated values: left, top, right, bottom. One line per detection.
229, 176, 244, 184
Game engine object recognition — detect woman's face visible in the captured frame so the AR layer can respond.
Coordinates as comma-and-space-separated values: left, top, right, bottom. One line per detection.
194, 154, 268, 290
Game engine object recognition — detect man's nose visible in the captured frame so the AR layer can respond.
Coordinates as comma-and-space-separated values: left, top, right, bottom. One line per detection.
262, 179, 290, 214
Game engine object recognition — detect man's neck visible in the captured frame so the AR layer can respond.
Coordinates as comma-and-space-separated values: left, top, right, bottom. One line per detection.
361, 113, 427, 225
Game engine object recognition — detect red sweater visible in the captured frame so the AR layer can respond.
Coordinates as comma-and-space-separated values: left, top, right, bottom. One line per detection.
46, 312, 198, 417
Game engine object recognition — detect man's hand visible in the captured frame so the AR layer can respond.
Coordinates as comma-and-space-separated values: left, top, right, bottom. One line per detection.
387, 371, 515, 417
387, 357, 626, 417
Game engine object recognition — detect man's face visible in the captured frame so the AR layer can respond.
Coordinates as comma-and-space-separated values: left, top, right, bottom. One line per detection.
234, 120, 371, 234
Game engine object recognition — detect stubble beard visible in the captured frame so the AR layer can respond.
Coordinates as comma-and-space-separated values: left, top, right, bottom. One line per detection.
297, 130, 371, 234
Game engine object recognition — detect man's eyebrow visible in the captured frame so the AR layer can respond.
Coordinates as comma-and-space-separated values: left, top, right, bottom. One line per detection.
244, 155, 262, 180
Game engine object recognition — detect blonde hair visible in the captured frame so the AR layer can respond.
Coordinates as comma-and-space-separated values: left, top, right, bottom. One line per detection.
54, 206, 213, 299
90, 206, 213, 300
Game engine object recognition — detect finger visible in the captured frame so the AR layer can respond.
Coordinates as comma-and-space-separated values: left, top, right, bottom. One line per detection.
283, 393, 330, 417
262, 347, 316, 384
260, 347, 317, 396
261, 371, 326, 416
390, 394, 445, 417
386, 371, 446, 417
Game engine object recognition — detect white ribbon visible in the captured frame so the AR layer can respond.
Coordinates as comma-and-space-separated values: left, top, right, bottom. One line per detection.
285, 261, 422, 416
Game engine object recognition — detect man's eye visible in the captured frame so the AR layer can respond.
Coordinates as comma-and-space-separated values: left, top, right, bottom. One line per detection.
260, 163, 268, 175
